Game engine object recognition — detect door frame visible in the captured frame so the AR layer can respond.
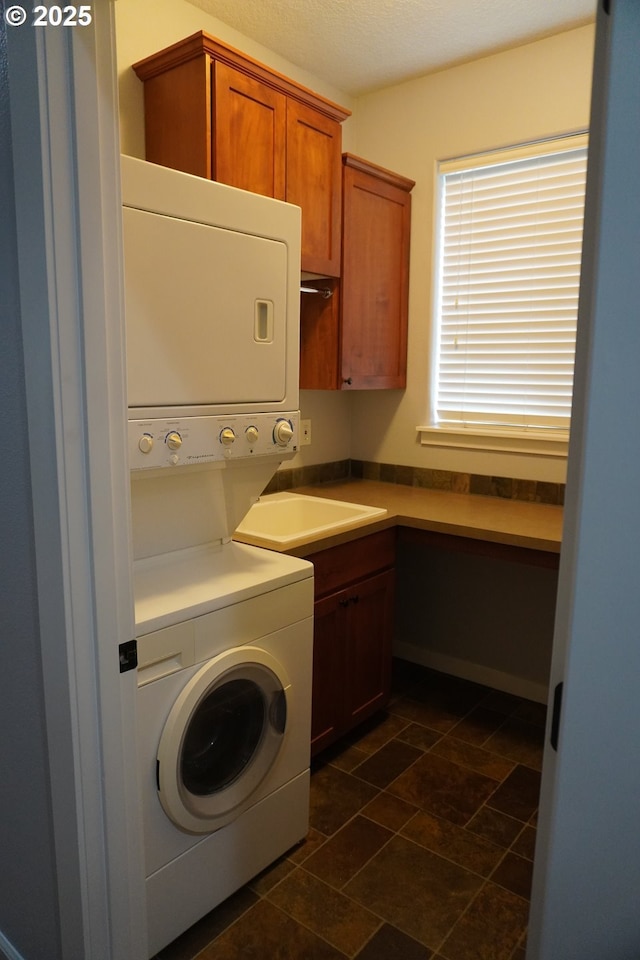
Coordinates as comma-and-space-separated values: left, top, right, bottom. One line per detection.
6, 9, 146, 959
529, 1, 640, 956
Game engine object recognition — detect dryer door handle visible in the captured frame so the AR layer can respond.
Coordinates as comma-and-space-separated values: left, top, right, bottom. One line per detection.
269, 688, 287, 735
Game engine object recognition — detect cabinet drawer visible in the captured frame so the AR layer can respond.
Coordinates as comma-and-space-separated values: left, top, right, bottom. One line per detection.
307, 528, 395, 598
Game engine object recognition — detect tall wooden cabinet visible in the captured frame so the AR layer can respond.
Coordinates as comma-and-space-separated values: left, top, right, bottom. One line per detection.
300, 154, 414, 390
132, 32, 349, 277
306, 529, 396, 757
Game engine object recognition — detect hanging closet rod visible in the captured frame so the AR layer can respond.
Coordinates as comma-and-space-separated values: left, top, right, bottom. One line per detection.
300, 285, 333, 298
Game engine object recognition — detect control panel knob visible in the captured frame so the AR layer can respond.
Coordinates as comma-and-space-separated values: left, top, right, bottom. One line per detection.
166, 431, 182, 451
220, 427, 236, 446
273, 419, 294, 446
138, 434, 154, 454
245, 426, 259, 445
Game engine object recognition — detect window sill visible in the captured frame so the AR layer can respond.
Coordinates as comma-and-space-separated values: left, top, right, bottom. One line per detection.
417, 424, 569, 459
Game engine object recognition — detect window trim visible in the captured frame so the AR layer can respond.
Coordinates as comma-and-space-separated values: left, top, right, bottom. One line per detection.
416, 422, 569, 458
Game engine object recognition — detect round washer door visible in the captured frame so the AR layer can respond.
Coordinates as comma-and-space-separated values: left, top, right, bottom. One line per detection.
157, 646, 290, 834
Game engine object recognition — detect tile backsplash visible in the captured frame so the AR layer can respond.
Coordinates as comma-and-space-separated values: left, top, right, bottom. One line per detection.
264, 459, 565, 506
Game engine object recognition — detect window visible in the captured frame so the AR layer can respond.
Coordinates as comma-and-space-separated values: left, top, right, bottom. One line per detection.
425, 135, 588, 454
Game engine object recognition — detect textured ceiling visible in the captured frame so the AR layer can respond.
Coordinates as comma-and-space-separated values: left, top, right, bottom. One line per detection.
186, 0, 597, 96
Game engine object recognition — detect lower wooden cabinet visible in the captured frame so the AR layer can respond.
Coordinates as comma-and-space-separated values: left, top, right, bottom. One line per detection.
305, 529, 396, 757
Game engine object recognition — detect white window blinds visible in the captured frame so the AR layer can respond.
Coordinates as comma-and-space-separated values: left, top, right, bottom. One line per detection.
435, 136, 588, 436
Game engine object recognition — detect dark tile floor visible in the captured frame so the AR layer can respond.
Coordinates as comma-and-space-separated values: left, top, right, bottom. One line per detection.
154, 660, 546, 960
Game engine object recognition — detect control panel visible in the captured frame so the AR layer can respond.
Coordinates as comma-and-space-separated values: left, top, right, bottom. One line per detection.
128, 412, 299, 471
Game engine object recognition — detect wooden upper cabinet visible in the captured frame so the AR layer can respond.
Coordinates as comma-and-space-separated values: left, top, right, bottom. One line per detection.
299, 154, 414, 390
132, 32, 350, 276
134, 52, 212, 179
341, 155, 414, 389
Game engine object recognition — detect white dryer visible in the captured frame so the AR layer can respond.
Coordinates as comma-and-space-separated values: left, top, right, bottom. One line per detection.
135, 542, 313, 956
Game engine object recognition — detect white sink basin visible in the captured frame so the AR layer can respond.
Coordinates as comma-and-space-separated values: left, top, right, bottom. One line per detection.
235, 492, 387, 545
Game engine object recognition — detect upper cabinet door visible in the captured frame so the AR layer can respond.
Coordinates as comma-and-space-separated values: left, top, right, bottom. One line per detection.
340, 156, 414, 390
213, 61, 286, 200
286, 100, 342, 277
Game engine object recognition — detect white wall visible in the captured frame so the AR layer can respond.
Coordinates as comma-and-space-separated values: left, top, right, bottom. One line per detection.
350, 25, 595, 483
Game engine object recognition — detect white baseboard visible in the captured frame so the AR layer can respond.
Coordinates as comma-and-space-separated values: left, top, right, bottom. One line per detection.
394, 641, 549, 704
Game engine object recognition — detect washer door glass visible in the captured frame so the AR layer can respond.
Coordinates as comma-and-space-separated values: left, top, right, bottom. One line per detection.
182, 675, 284, 796
157, 652, 289, 833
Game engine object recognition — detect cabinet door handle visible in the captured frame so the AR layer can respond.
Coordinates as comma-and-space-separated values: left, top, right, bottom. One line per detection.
342, 377, 353, 386
339, 596, 360, 607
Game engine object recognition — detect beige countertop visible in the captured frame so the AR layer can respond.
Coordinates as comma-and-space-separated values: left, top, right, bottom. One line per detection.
233, 479, 563, 557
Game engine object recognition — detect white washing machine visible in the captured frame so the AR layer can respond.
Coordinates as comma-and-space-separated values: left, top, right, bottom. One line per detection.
135, 541, 313, 956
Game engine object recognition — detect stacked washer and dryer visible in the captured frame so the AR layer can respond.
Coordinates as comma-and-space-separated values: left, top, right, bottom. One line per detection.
121, 156, 314, 957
